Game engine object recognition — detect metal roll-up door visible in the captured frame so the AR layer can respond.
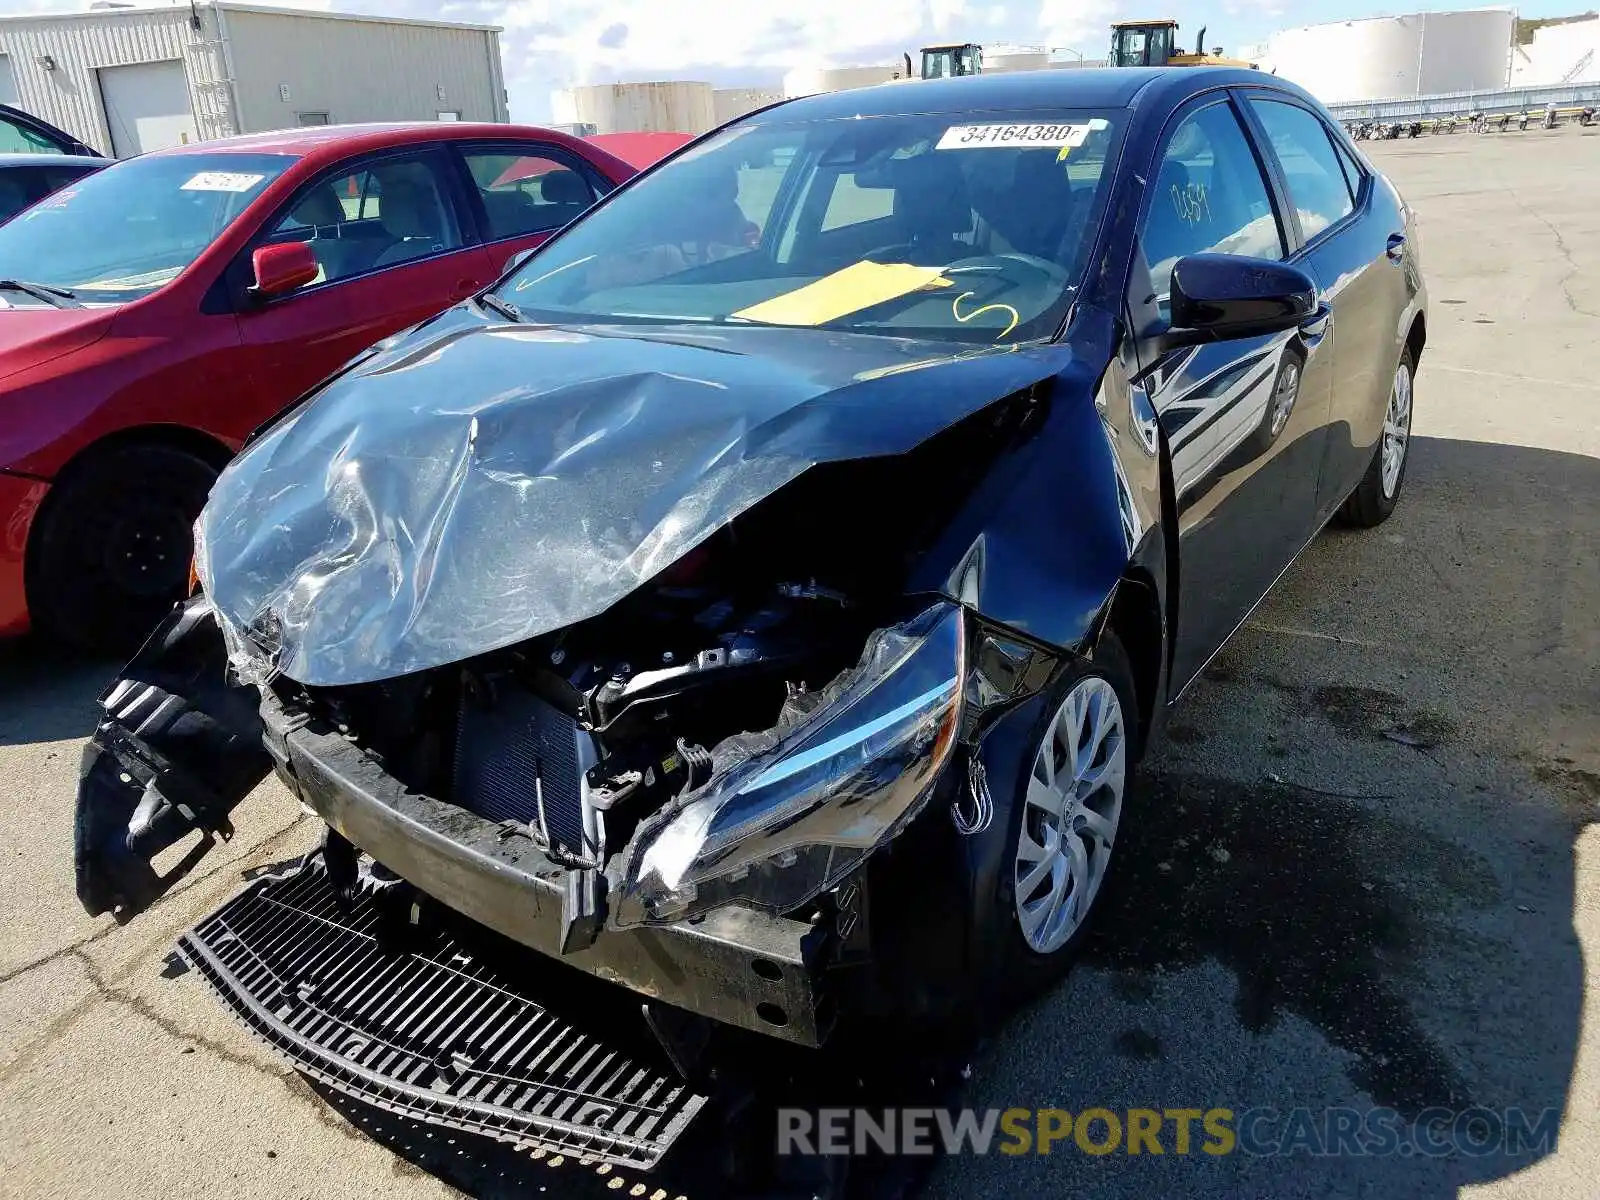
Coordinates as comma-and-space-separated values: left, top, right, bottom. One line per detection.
97, 60, 198, 157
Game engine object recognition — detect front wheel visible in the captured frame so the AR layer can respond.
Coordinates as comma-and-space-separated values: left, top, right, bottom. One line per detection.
1337, 347, 1415, 528
987, 632, 1140, 999
29, 443, 218, 652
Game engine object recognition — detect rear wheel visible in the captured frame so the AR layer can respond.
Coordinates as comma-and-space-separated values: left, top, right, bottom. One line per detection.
30, 443, 217, 653
1338, 347, 1414, 528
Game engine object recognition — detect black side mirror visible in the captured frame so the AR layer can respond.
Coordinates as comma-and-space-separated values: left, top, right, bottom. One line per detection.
1162, 253, 1320, 352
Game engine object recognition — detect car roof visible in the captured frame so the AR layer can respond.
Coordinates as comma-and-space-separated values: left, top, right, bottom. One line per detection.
747, 66, 1297, 123
143, 122, 597, 163
0, 152, 110, 168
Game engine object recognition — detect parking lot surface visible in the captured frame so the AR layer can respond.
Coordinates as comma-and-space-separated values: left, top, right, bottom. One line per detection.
2, 129, 1596, 1199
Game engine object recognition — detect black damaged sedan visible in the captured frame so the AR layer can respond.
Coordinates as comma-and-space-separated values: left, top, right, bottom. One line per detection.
77, 67, 1425, 1165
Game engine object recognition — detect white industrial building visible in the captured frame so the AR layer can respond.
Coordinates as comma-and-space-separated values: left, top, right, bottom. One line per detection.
0, 2, 508, 158
1255, 8, 1515, 103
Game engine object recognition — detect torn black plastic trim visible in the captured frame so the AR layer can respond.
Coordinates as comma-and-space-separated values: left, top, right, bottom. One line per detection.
74, 597, 270, 918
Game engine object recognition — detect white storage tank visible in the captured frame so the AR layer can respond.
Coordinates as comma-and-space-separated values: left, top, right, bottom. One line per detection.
783, 65, 900, 98
1512, 15, 1600, 86
985, 48, 1050, 73
712, 87, 785, 125
552, 81, 716, 135
1259, 9, 1514, 103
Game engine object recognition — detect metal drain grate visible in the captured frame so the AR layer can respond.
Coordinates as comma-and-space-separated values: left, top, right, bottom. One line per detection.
178, 860, 706, 1168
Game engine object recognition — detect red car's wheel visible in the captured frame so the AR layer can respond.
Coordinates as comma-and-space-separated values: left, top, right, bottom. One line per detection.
29, 443, 218, 653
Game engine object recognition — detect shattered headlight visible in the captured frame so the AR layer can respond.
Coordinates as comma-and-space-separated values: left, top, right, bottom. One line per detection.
611, 603, 965, 928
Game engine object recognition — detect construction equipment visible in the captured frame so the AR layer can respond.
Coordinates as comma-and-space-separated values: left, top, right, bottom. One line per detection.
1108, 19, 1256, 69
918, 42, 984, 78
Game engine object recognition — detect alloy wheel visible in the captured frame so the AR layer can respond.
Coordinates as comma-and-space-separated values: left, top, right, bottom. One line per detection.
1268, 359, 1301, 438
1013, 675, 1128, 955
1381, 360, 1413, 498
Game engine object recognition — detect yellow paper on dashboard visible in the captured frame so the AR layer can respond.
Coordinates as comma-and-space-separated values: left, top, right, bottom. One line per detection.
733, 261, 951, 327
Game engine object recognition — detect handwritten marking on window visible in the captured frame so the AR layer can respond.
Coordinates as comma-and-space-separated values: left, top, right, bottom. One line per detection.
1170, 181, 1211, 226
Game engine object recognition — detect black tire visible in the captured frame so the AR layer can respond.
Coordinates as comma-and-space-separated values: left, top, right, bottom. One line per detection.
29, 443, 218, 653
1337, 346, 1415, 529
987, 631, 1142, 1002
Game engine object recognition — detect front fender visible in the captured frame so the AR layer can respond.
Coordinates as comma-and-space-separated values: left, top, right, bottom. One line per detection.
909, 349, 1168, 660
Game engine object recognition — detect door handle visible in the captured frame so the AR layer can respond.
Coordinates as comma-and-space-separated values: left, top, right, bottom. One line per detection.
1299, 302, 1332, 342
1386, 233, 1406, 262
452, 278, 480, 301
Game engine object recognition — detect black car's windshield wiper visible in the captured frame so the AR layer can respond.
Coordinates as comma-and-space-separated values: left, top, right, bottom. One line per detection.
0, 279, 79, 308
478, 291, 522, 322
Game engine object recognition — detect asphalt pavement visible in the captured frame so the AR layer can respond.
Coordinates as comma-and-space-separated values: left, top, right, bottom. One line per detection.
2, 128, 1596, 1200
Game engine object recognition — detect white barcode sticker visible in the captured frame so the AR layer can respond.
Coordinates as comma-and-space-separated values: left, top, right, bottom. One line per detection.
180, 171, 266, 193
937, 123, 1093, 150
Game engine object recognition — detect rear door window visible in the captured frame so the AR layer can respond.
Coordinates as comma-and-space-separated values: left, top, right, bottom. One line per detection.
460, 148, 599, 241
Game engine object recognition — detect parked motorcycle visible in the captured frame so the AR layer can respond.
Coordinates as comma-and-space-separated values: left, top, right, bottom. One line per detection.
1581, 107, 1597, 127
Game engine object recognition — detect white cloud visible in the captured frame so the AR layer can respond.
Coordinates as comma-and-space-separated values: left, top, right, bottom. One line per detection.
1037, 0, 1118, 52
4, 0, 1137, 121
468, 0, 1136, 118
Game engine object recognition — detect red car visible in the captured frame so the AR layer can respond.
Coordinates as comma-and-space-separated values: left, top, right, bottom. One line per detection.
0, 122, 634, 649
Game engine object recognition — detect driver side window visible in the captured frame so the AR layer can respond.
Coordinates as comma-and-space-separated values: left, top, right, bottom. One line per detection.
1140, 102, 1284, 317
261, 153, 461, 288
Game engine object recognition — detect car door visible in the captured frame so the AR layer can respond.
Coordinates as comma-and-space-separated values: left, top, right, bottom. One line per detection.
1127, 93, 1335, 692
1239, 93, 1411, 519
449, 141, 610, 278
231, 145, 490, 417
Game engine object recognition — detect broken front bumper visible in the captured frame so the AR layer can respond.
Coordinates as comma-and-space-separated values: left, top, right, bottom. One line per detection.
259, 690, 847, 1048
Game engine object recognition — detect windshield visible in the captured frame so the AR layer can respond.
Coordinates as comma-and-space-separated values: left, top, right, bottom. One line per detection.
0, 152, 294, 300
499, 109, 1123, 345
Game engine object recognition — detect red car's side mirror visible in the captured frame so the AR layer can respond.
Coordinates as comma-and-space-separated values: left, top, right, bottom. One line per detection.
250, 241, 319, 300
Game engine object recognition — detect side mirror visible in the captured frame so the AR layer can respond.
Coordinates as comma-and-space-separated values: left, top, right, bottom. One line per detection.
250, 241, 319, 300
1163, 253, 1319, 350
502, 247, 537, 276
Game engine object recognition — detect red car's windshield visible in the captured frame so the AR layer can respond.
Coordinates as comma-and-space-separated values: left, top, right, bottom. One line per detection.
0, 151, 295, 301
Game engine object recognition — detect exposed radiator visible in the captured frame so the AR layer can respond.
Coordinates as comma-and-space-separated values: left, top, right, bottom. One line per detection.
452, 683, 596, 863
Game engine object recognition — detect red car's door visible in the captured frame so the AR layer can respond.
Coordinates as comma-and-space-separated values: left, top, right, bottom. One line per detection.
446, 140, 613, 280
233, 145, 492, 416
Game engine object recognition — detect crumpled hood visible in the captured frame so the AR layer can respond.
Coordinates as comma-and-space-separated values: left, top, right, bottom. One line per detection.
197, 304, 1071, 686
0, 304, 113, 386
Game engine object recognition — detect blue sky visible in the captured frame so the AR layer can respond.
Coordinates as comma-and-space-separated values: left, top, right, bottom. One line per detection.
18, 1, 1588, 120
